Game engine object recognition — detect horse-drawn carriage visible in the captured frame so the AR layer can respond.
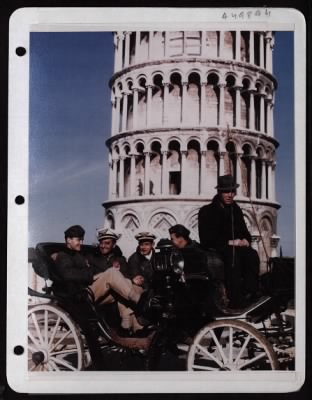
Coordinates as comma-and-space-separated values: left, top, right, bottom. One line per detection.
28, 240, 295, 372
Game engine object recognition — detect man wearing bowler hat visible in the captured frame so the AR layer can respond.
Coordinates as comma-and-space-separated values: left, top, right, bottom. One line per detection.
198, 175, 260, 308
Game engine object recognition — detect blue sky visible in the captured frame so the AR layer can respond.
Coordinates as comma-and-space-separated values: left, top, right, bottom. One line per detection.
29, 31, 294, 255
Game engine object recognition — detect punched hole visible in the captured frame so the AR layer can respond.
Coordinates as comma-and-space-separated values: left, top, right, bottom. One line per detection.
16, 47, 26, 56
15, 195, 25, 205
14, 345, 24, 355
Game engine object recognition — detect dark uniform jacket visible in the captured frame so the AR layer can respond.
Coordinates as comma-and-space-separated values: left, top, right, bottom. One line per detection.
178, 240, 223, 280
52, 248, 94, 297
87, 245, 127, 275
126, 249, 155, 289
198, 194, 251, 253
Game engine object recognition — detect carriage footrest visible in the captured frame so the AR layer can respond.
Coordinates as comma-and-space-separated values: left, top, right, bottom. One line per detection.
246, 296, 273, 323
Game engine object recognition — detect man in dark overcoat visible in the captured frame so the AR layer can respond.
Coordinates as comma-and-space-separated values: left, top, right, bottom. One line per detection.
198, 175, 260, 307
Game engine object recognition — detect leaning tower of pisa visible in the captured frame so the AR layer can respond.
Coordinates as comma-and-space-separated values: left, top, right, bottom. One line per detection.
103, 30, 280, 272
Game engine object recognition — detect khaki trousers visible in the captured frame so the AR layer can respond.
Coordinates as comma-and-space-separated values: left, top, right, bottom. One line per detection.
89, 267, 143, 322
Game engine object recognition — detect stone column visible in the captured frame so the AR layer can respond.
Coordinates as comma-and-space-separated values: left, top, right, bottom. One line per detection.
270, 234, 280, 257
108, 155, 113, 199
161, 151, 168, 195
261, 159, 266, 199
119, 156, 125, 198
265, 33, 273, 72
124, 32, 131, 67
249, 31, 254, 64
249, 90, 255, 130
236, 154, 243, 197
250, 156, 256, 198
267, 161, 273, 199
144, 152, 151, 196
260, 93, 265, 132
135, 31, 141, 63
163, 82, 170, 126
270, 101, 274, 137
130, 154, 136, 196
259, 32, 264, 68
219, 31, 224, 57
235, 30, 240, 61
200, 151, 206, 194
201, 31, 206, 56
113, 33, 118, 72
219, 152, 225, 175
122, 92, 128, 131
115, 95, 121, 133
111, 97, 116, 136
180, 150, 187, 194
112, 158, 118, 198
235, 86, 242, 127
272, 161, 276, 201
181, 82, 188, 125
200, 82, 207, 126
116, 32, 124, 70
133, 88, 139, 129
146, 84, 153, 127
218, 82, 226, 126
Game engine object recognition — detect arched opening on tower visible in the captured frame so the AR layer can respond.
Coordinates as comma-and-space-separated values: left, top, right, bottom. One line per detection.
185, 139, 200, 194
206, 73, 219, 126
152, 74, 164, 126
137, 77, 147, 129
241, 32, 248, 62
124, 145, 131, 197
223, 31, 235, 59
168, 140, 181, 195
129, 32, 135, 65
256, 147, 264, 199
186, 72, 200, 125
241, 78, 250, 129
225, 75, 235, 127
206, 140, 219, 194
169, 72, 182, 125
135, 142, 145, 196
254, 32, 260, 66
241, 144, 252, 196
258, 216, 273, 274
225, 141, 237, 179
149, 141, 162, 195
254, 82, 262, 131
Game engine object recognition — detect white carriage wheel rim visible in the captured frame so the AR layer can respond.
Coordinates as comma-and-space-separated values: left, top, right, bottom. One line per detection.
187, 319, 278, 371
28, 303, 85, 371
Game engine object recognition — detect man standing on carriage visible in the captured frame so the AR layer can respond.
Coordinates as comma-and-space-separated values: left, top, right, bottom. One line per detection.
198, 174, 260, 308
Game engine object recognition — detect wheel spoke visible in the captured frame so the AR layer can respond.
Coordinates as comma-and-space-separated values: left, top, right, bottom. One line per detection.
28, 344, 39, 353
49, 329, 71, 353
30, 312, 45, 346
192, 364, 220, 371
228, 327, 233, 364
44, 310, 49, 347
195, 343, 224, 368
49, 359, 60, 371
50, 356, 77, 371
50, 349, 78, 356
210, 329, 228, 364
48, 316, 61, 350
234, 335, 251, 365
239, 351, 267, 369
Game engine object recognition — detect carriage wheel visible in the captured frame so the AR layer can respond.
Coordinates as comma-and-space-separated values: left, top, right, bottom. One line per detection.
187, 319, 279, 371
28, 304, 86, 371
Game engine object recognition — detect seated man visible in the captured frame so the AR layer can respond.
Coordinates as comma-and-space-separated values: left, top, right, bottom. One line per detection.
168, 224, 224, 281
53, 225, 150, 339
87, 228, 127, 274
198, 175, 260, 308
126, 232, 156, 290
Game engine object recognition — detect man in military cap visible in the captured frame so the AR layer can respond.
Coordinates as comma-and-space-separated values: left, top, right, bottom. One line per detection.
88, 228, 127, 274
198, 175, 260, 307
126, 232, 156, 289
